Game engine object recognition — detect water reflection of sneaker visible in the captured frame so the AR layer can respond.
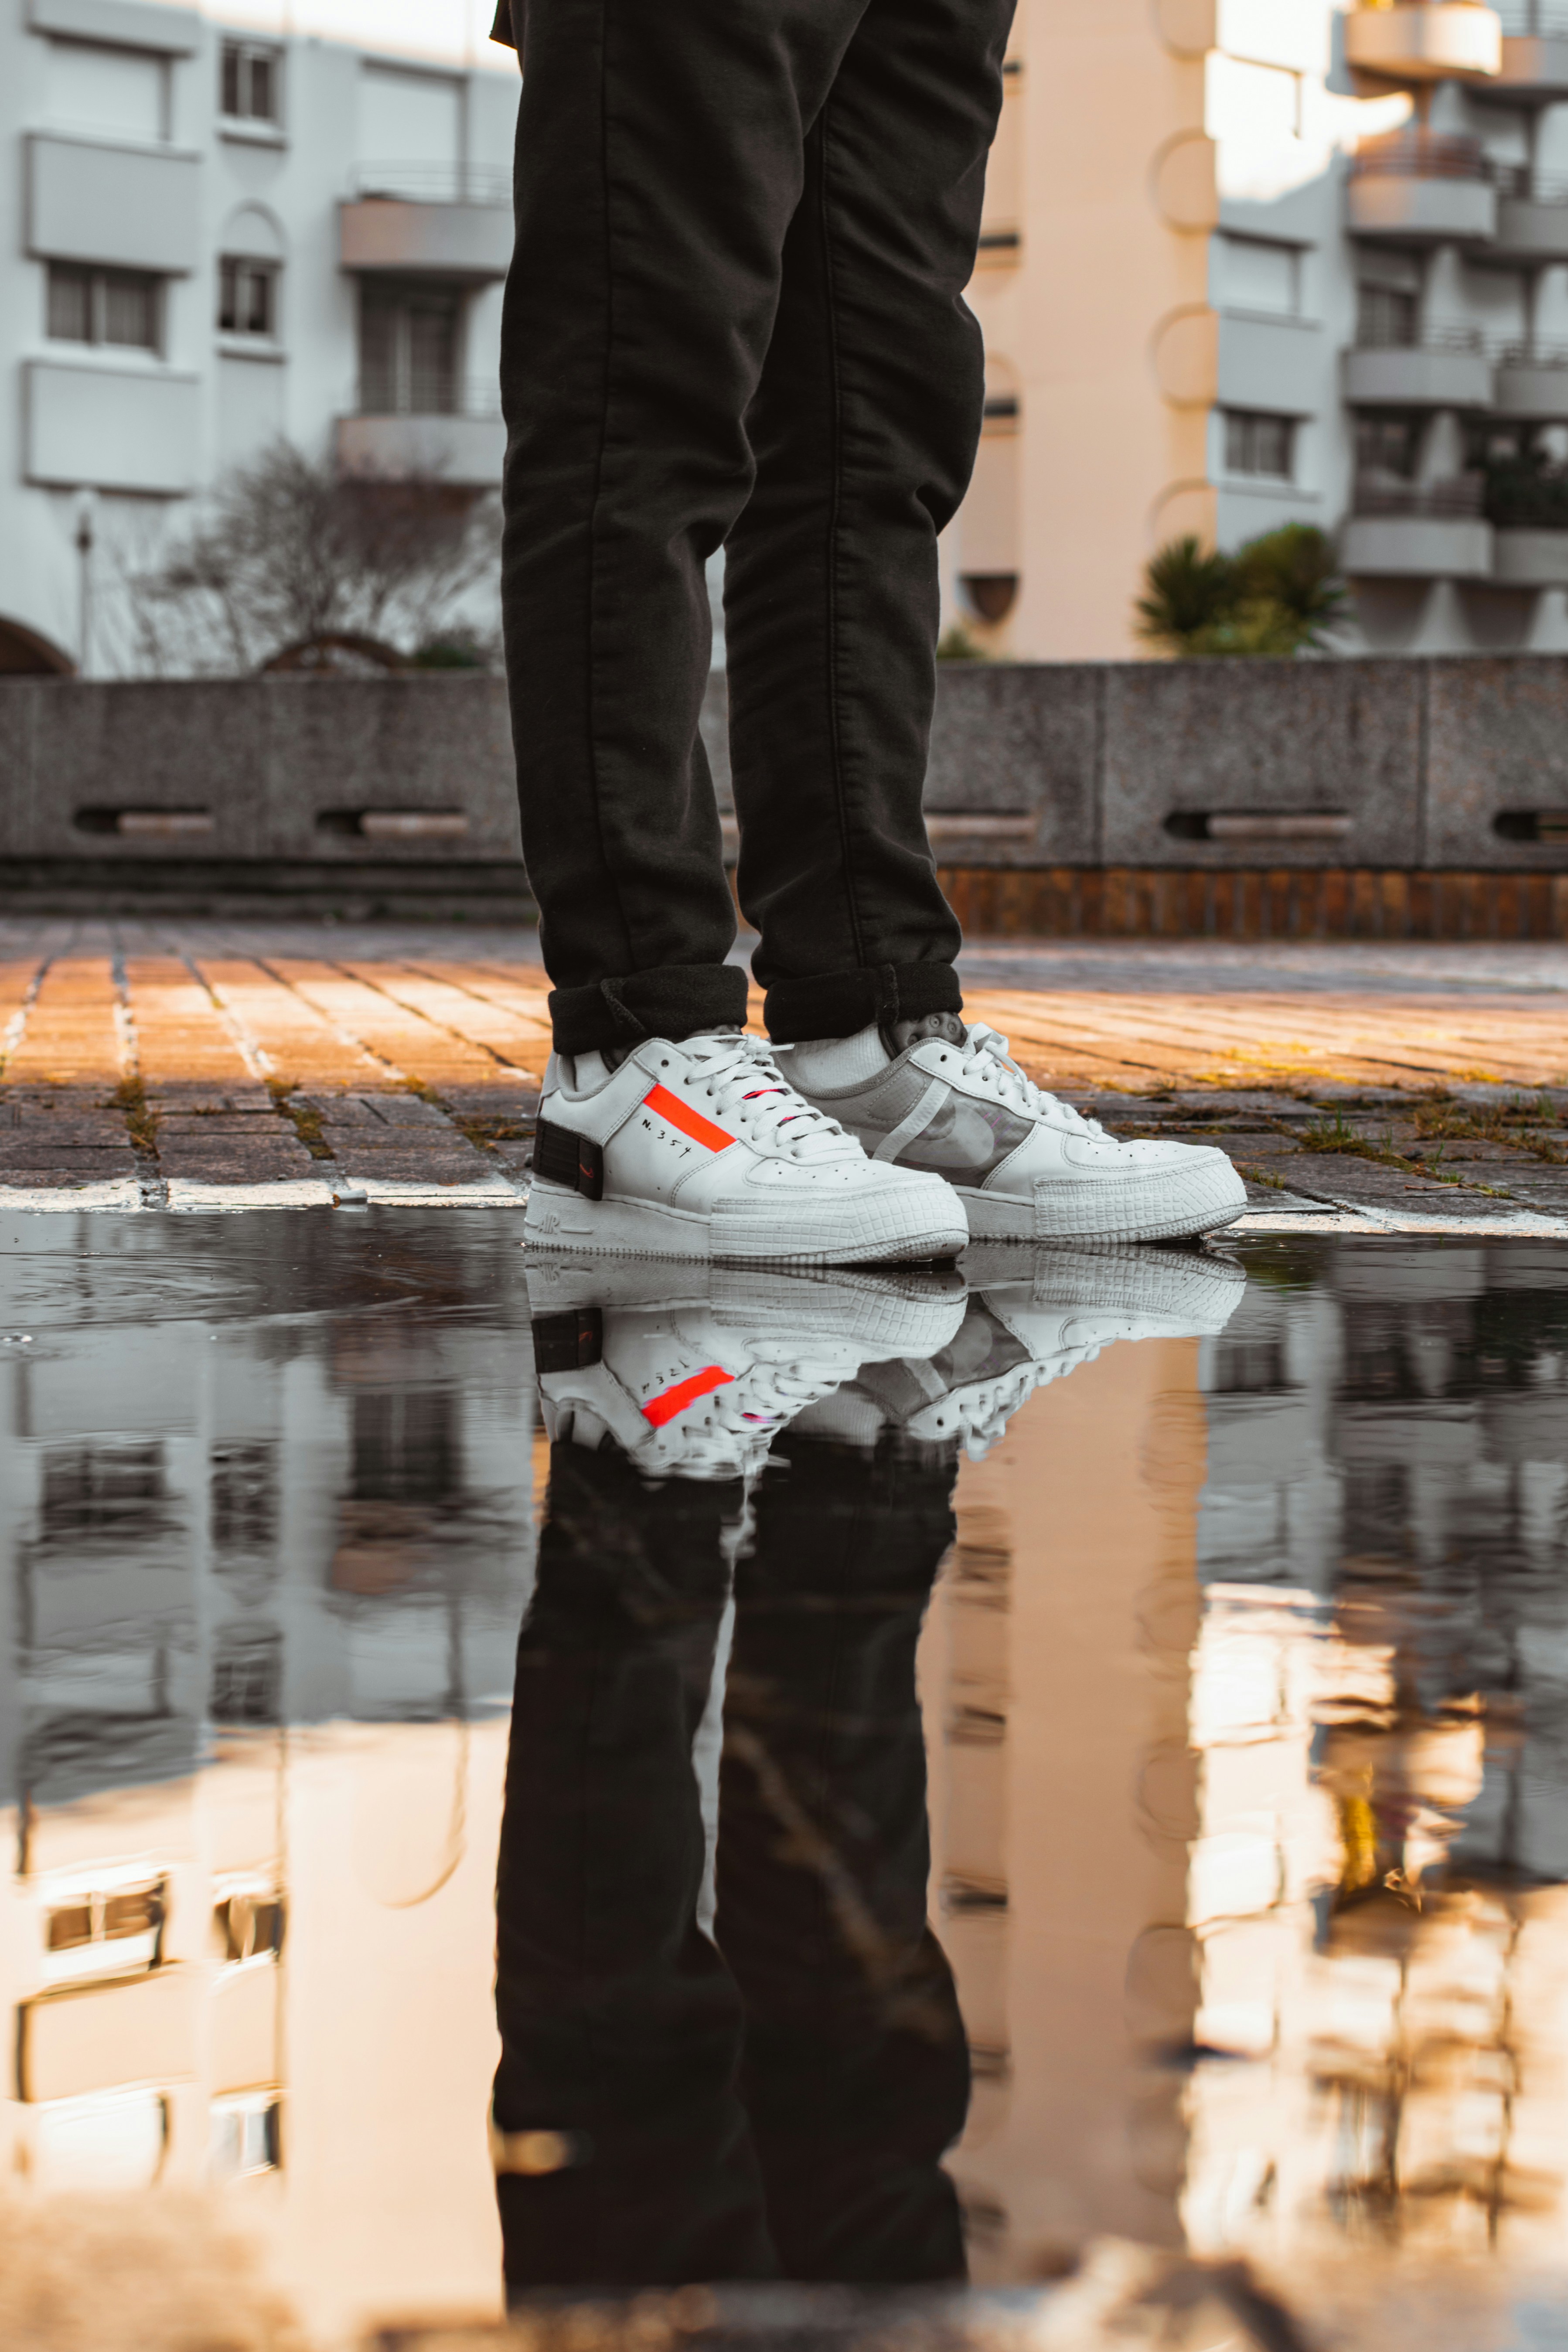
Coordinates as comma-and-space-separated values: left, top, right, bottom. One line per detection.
525, 1258, 968, 1480
523, 1032, 968, 1267
795, 1245, 1246, 1460
781, 1020, 1247, 1244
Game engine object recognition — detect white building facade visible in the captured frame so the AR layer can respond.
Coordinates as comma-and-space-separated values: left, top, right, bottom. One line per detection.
0, 0, 518, 676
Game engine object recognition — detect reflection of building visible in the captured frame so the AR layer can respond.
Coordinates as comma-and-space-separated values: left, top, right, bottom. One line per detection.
926, 1243, 1568, 2285
1182, 1247, 1568, 2275
0, 0, 516, 675
922, 1334, 1212, 2277
951, 0, 1568, 658
0, 1215, 535, 2341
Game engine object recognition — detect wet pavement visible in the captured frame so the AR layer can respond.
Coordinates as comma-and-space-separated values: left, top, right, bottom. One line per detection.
5, 1211, 1568, 2350
1, 927, 1566, 1223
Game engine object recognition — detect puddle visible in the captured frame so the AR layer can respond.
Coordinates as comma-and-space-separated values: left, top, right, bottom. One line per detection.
2, 1215, 1567, 2349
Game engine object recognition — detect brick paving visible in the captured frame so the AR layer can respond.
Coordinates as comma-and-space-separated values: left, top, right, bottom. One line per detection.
0, 920, 1564, 1222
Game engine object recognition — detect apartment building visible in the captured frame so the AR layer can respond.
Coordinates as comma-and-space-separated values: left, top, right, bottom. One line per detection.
953, 0, 1568, 659
0, 0, 518, 677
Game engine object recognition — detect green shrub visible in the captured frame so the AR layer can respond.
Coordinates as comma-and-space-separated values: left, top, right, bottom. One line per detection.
1135, 524, 1349, 658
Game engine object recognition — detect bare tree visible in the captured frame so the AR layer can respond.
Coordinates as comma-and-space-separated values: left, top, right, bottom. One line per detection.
124, 440, 501, 675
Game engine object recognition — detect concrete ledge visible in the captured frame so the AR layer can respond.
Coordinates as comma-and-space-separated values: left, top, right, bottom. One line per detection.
1344, 346, 1493, 408
1341, 514, 1493, 577
1346, 175, 1497, 244
1493, 528, 1568, 585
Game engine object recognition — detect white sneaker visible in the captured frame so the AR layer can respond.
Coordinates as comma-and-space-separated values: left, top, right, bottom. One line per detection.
793, 1244, 1246, 1460
525, 1257, 968, 1480
523, 1030, 969, 1266
779, 1022, 1248, 1245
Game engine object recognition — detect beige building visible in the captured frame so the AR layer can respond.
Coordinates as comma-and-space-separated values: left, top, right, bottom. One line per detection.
949, 0, 1568, 661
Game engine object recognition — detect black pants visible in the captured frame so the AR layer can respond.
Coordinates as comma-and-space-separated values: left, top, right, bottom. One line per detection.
498, 0, 1013, 1054
494, 1432, 970, 2290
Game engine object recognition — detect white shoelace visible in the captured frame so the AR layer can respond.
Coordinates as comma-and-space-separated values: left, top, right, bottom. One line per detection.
956, 1023, 1107, 1140
950, 1339, 1107, 1459
678, 1033, 851, 1161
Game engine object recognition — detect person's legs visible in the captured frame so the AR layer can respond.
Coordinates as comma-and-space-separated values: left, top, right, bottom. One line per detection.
500, 0, 871, 1058
726, 0, 1014, 1046
718, 1428, 971, 2280
493, 1441, 776, 2289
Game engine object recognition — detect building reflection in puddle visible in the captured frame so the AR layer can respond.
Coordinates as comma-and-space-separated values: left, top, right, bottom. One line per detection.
0, 1214, 537, 2342
2, 1217, 1568, 2340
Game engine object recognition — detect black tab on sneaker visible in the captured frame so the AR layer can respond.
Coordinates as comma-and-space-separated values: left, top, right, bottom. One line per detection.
532, 1118, 604, 1200
531, 1307, 604, 1375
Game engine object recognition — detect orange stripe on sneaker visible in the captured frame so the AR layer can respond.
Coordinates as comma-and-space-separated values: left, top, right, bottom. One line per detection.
643, 1083, 735, 1152
642, 1364, 734, 1428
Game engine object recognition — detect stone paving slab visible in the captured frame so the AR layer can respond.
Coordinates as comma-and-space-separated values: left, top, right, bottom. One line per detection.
0, 918, 1563, 1229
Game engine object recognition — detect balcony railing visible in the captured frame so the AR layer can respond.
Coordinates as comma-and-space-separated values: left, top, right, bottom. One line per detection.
1353, 321, 1486, 350
1496, 4, 1568, 30
1350, 130, 1491, 179
1493, 164, 1568, 201
355, 375, 502, 420
1353, 475, 1487, 516
351, 162, 512, 206
1496, 337, 1568, 365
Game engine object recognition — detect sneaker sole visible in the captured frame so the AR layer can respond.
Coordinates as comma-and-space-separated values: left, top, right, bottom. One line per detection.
523, 1186, 968, 1268
961, 1241, 1247, 1333
524, 1259, 967, 1358
958, 1165, 1248, 1246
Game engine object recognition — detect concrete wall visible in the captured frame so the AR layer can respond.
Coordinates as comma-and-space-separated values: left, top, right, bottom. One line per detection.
4, 658, 1568, 895
926, 655, 1568, 874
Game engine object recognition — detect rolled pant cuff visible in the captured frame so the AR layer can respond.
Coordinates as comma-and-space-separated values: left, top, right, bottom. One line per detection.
763, 962, 963, 1045
549, 964, 751, 1054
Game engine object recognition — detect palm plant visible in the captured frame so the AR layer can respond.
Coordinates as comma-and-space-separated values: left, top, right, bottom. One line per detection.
1135, 525, 1348, 658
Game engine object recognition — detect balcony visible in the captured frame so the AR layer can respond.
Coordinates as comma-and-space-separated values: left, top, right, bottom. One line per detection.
1493, 339, 1568, 417
1344, 325, 1493, 407
25, 362, 199, 494
27, 135, 201, 275
1494, 525, 1568, 580
339, 164, 513, 282
1342, 477, 1493, 576
1345, 2, 1503, 81
335, 379, 505, 489
1347, 133, 1498, 242
1485, 4, 1568, 93
1490, 165, 1568, 255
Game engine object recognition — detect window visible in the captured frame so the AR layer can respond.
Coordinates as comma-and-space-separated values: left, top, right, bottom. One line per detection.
218, 257, 278, 338
1224, 409, 1295, 481
46, 263, 92, 343
1221, 235, 1300, 317
1357, 414, 1421, 480
209, 2096, 282, 2180
210, 1627, 282, 1725
213, 1888, 285, 1966
1357, 283, 1418, 349
46, 265, 160, 353
221, 39, 280, 123
42, 1875, 166, 1989
358, 282, 462, 414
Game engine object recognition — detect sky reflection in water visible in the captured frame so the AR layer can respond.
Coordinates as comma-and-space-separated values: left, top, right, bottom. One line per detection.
1, 1214, 1566, 2342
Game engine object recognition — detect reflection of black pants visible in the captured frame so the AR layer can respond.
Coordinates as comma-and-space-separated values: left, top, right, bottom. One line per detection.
498, 0, 1012, 1054
494, 1434, 969, 2291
